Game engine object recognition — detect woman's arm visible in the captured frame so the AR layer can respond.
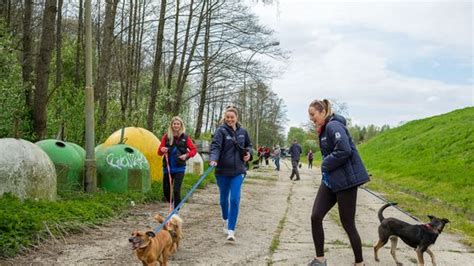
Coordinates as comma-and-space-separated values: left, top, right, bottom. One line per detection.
186, 136, 197, 158
209, 128, 224, 164
157, 134, 168, 156
321, 123, 352, 172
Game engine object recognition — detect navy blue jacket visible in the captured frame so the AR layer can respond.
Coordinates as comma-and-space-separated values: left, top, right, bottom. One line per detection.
209, 123, 253, 177
289, 143, 302, 161
319, 114, 369, 192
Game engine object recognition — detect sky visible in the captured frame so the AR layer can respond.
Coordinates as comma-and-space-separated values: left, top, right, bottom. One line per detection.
248, 0, 473, 129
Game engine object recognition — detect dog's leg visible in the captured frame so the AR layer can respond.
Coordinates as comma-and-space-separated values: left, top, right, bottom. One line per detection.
373, 239, 387, 262
426, 248, 436, 266
389, 236, 403, 266
416, 247, 425, 266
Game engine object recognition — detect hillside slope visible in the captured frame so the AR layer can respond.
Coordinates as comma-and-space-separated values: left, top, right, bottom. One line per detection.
359, 107, 474, 213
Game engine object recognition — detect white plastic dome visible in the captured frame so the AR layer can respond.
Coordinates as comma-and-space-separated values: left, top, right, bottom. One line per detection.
186, 152, 204, 175
0, 138, 57, 200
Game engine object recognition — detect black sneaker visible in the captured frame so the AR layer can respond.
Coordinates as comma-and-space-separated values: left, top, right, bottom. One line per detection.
308, 258, 327, 266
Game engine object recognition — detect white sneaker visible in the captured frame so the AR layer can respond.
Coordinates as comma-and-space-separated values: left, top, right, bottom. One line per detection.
226, 230, 235, 241
223, 219, 228, 234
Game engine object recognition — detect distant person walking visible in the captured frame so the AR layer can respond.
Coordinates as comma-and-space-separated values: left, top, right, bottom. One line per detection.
289, 139, 302, 180
258, 146, 264, 165
307, 149, 314, 169
272, 145, 281, 171
307, 99, 369, 266
209, 106, 252, 241
264, 146, 271, 166
157, 116, 197, 209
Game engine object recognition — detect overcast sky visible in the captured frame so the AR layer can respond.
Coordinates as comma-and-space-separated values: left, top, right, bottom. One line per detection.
248, 0, 473, 128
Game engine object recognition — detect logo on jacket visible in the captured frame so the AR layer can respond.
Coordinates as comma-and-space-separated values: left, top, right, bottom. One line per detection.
335, 132, 341, 139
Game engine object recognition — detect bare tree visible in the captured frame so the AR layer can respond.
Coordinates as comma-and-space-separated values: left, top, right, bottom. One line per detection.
96, 0, 119, 125
33, 0, 57, 139
146, 0, 167, 130
22, 0, 33, 108
55, 0, 63, 89
74, 0, 84, 86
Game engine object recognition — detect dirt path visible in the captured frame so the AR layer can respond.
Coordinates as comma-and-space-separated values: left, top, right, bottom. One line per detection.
2, 160, 473, 265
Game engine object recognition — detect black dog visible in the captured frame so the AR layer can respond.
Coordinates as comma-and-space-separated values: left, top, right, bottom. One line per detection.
374, 203, 449, 266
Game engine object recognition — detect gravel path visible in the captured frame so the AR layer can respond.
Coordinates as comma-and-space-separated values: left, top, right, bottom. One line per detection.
1, 159, 473, 265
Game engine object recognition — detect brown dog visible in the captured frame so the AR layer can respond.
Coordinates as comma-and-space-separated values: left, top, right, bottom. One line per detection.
129, 229, 173, 266
374, 203, 449, 266
154, 214, 183, 254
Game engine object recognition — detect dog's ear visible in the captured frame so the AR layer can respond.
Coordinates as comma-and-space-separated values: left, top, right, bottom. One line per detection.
442, 218, 450, 224
146, 231, 156, 238
427, 215, 435, 220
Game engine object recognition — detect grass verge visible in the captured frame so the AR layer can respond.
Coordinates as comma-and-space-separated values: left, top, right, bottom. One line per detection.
367, 176, 474, 246
0, 169, 214, 258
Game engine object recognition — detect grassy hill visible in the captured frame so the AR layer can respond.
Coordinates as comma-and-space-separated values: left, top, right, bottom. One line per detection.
359, 107, 474, 243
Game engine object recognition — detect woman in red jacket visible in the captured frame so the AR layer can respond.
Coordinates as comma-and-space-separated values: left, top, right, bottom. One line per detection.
157, 116, 197, 209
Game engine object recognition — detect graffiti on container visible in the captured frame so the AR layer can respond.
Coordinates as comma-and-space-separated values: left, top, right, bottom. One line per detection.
106, 153, 148, 170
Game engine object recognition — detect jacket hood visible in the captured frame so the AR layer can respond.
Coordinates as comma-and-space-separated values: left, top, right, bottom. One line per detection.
329, 114, 347, 126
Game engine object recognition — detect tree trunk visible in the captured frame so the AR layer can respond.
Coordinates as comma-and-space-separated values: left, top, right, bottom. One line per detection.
173, 0, 206, 115
33, 0, 57, 140
194, 0, 211, 139
165, 0, 193, 113
22, 0, 33, 108
55, 0, 63, 89
166, 0, 179, 96
74, 0, 84, 87
96, 0, 119, 125
146, 0, 167, 130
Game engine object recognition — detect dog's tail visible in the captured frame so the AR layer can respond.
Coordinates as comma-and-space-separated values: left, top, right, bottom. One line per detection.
378, 202, 397, 222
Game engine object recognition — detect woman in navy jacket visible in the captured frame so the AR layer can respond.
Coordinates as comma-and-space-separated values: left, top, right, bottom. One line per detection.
209, 106, 252, 241
307, 99, 369, 266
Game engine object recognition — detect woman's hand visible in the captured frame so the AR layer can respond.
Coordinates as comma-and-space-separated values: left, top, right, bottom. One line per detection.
179, 154, 187, 160
209, 161, 217, 167
160, 147, 168, 153
243, 152, 251, 162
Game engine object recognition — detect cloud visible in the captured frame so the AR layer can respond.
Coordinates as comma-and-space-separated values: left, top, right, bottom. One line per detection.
251, 0, 473, 128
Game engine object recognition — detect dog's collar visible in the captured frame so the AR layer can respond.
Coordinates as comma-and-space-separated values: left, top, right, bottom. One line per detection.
423, 223, 439, 234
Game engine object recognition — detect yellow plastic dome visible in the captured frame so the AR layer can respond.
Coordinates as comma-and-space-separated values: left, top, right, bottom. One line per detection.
103, 127, 163, 181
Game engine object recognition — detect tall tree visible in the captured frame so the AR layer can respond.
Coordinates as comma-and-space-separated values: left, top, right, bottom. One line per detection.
146, 0, 167, 130
96, 0, 119, 125
173, 0, 206, 115
194, 0, 212, 138
33, 0, 57, 139
22, 0, 33, 108
55, 0, 63, 89
74, 0, 84, 86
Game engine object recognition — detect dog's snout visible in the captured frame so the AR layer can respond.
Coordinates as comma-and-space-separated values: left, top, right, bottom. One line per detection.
128, 237, 135, 242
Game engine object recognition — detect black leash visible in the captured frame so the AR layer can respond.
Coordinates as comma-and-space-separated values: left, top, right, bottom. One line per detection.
359, 186, 422, 222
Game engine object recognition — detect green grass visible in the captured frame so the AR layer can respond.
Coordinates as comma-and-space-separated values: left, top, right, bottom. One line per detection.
359, 107, 474, 244
0, 169, 214, 258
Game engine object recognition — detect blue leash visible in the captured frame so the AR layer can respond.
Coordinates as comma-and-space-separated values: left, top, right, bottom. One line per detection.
153, 166, 215, 233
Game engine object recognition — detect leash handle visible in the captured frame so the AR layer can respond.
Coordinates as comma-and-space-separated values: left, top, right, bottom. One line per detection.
154, 166, 215, 233
359, 186, 422, 222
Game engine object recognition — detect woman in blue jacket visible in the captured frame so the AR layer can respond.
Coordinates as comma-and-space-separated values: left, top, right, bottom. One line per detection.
307, 99, 369, 266
209, 106, 252, 241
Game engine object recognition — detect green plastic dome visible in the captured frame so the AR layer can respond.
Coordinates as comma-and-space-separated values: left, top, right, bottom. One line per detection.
96, 144, 151, 193
36, 139, 84, 192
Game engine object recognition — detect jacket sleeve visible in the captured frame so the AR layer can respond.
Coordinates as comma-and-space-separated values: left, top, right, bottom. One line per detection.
321, 122, 352, 172
209, 128, 224, 162
186, 136, 197, 158
157, 134, 167, 156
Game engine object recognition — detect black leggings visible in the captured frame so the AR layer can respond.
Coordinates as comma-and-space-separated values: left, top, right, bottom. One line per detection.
163, 172, 185, 209
311, 184, 363, 263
